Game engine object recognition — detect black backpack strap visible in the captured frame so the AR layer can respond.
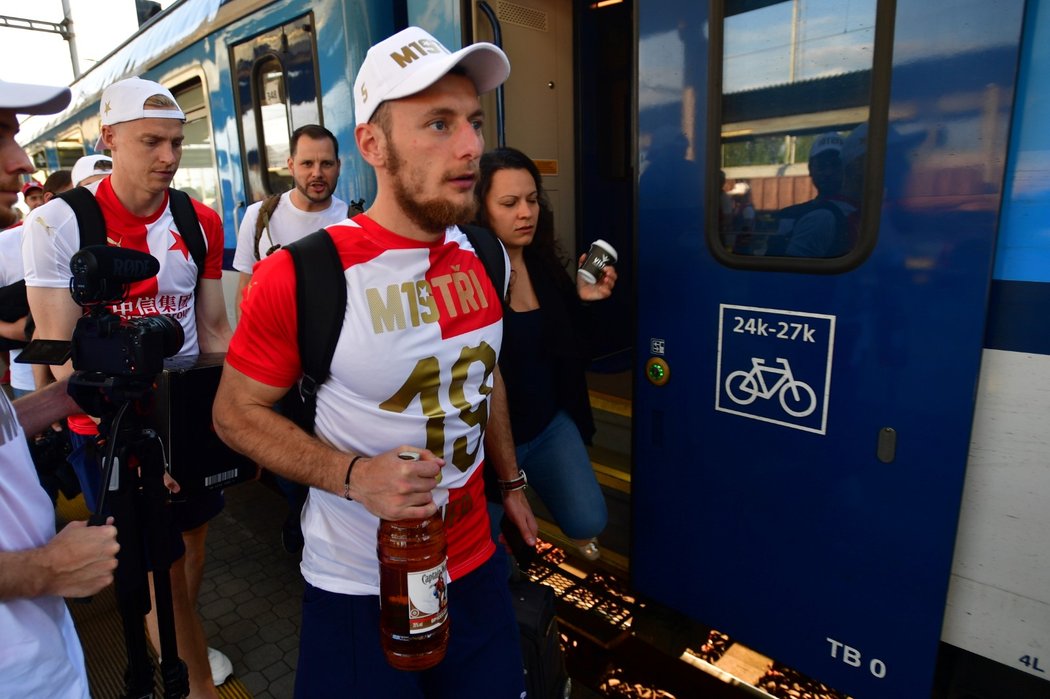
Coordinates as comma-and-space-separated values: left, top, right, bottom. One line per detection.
56, 187, 107, 247
167, 188, 206, 282
282, 228, 347, 433
460, 224, 506, 301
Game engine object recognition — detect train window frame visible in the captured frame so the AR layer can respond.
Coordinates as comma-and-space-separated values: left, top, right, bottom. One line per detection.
168, 73, 224, 219
230, 14, 322, 204
253, 54, 294, 195
706, 0, 898, 274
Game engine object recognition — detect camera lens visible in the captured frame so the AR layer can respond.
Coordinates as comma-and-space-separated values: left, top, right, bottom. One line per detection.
132, 315, 185, 358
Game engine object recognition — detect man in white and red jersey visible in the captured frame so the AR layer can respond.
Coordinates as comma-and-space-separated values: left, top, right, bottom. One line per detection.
23, 77, 231, 698
215, 26, 537, 697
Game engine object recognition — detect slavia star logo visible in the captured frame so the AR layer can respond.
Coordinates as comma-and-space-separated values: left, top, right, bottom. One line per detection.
169, 229, 191, 260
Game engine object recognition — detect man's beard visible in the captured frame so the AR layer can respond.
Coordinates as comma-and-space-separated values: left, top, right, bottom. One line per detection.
296, 179, 333, 205
386, 141, 476, 234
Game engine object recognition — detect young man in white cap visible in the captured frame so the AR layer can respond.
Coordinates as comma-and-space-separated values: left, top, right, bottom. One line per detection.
23, 76, 232, 698
0, 76, 120, 699
777, 131, 859, 257
215, 26, 536, 696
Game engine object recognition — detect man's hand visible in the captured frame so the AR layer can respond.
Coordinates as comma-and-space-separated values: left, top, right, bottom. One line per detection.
347, 447, 445, 521
501, 489, 538, 547
37, 518, 120, 598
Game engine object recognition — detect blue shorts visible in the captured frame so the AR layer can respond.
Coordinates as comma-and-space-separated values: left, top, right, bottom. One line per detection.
296, 548, 526, 699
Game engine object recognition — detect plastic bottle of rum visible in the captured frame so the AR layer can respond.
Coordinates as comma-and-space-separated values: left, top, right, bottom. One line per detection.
377, 452, 449, 670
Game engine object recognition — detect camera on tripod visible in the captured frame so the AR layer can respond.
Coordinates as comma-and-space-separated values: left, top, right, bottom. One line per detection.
17, 244, 256, 493
20, 245, 182, 404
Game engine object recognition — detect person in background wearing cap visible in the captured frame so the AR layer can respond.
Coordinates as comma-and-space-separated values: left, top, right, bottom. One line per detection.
23, 77, 232, 698
70, 154, 113, 188
774, 131, 859, 258
1, 75, 120, 699
214, 26, 535, 697
21, 180, 45, 211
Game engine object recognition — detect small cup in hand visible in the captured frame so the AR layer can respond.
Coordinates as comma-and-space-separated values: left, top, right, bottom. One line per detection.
577, 239, 618, 284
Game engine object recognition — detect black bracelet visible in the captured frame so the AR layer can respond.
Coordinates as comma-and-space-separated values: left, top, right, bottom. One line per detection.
344, 455, 365, 500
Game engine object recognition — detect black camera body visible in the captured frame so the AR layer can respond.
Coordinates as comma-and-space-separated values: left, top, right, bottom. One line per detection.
71, 310, 183, 380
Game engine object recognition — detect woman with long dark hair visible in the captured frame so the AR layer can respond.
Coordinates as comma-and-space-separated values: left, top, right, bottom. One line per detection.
475, 147, 615, 560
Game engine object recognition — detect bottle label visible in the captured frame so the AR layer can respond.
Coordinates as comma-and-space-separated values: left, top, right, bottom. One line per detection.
407, 558, 448, 634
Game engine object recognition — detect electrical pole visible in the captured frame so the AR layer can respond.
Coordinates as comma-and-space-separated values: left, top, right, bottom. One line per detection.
0, 0, 81, 80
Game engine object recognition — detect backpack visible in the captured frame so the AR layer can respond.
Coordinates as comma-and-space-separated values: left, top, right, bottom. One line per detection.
56, 186, 206, 284
281, 222, 506, 433
253, 193, 366, 261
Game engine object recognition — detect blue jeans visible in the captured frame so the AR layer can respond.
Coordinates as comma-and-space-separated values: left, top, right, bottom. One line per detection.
493, 410, 607, 541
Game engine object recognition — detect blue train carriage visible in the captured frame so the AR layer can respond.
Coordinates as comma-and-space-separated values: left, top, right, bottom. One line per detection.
15, 0, 1050, 697
633, 0, 1050, 697
14, 0, 400, 317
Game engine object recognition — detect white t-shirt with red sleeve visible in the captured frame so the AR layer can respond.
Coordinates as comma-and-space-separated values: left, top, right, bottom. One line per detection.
227, 214, 506, 595
21, 177, 225, 433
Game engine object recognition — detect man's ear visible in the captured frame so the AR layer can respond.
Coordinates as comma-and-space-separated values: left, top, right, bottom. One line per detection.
99, 125, 116, 152
355, 123, 386, 168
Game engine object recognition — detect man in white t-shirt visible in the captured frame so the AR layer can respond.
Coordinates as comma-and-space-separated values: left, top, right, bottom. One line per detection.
232, 124, 347, 307
23, 77, 232, 698
215, 26, 537, 697
1, 75, 120, 699
231, 123, 347, 553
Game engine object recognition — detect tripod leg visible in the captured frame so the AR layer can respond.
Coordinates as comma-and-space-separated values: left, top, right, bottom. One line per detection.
108, 444, 156, 699
138, 435, 190, 699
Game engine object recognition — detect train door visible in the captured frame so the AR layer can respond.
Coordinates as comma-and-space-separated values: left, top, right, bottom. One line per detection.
229, 15, 322, 205
632, 1, 1027, 697
472, 0, 636, 559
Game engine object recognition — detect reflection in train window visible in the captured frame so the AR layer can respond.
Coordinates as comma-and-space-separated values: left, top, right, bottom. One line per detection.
57, 131, 85, 169
718, 0, 876, 260
171, 80, 221, 215
256, 57, 292, 194
231, 16, 320, 203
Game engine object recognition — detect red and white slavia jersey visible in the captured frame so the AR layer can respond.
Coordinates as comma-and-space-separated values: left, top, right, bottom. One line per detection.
22, 176, 225, 358
227, 214, 507, 595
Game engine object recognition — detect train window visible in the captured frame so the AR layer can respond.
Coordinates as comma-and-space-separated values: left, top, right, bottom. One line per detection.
710, 0, 889, 270
57, 132, 85, 169
231, 16, 321, 203
171, 80, 221, 214
257, 57, 293, 194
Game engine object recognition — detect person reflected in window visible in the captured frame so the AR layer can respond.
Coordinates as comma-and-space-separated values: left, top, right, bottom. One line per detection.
474, 147, 614, 562
639, 126, 702, 234
776, 132, 859, 258
727, 181, 762, 254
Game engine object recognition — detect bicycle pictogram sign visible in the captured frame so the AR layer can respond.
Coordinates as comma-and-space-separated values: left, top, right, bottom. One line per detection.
724, 357, 817, 417
716, 305, 835, 434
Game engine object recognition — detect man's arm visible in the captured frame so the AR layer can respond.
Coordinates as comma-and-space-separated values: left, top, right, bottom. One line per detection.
213, 362, 445, 521
13, 378, 80, 436
0, 518, 119, 601
484, 366, 538, 546
0, 316, 26, 341
25, 286, 81, 382
194, 277, 233, 353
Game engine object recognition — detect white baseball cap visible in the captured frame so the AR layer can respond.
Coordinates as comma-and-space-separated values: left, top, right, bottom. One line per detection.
809, 132, 844, 160
99, 77, 185, 126
0, 78, 71, 115
353, 26, 510, 126
72, 154, 114, 187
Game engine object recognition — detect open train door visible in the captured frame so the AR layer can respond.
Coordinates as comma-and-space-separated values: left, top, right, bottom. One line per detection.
631, 1, 1028, 697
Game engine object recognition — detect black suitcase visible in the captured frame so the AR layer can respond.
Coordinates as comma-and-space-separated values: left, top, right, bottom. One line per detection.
509, 579, 571, 699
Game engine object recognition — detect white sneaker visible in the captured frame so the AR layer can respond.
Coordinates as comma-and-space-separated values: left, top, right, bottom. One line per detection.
208, 647, 233, 686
